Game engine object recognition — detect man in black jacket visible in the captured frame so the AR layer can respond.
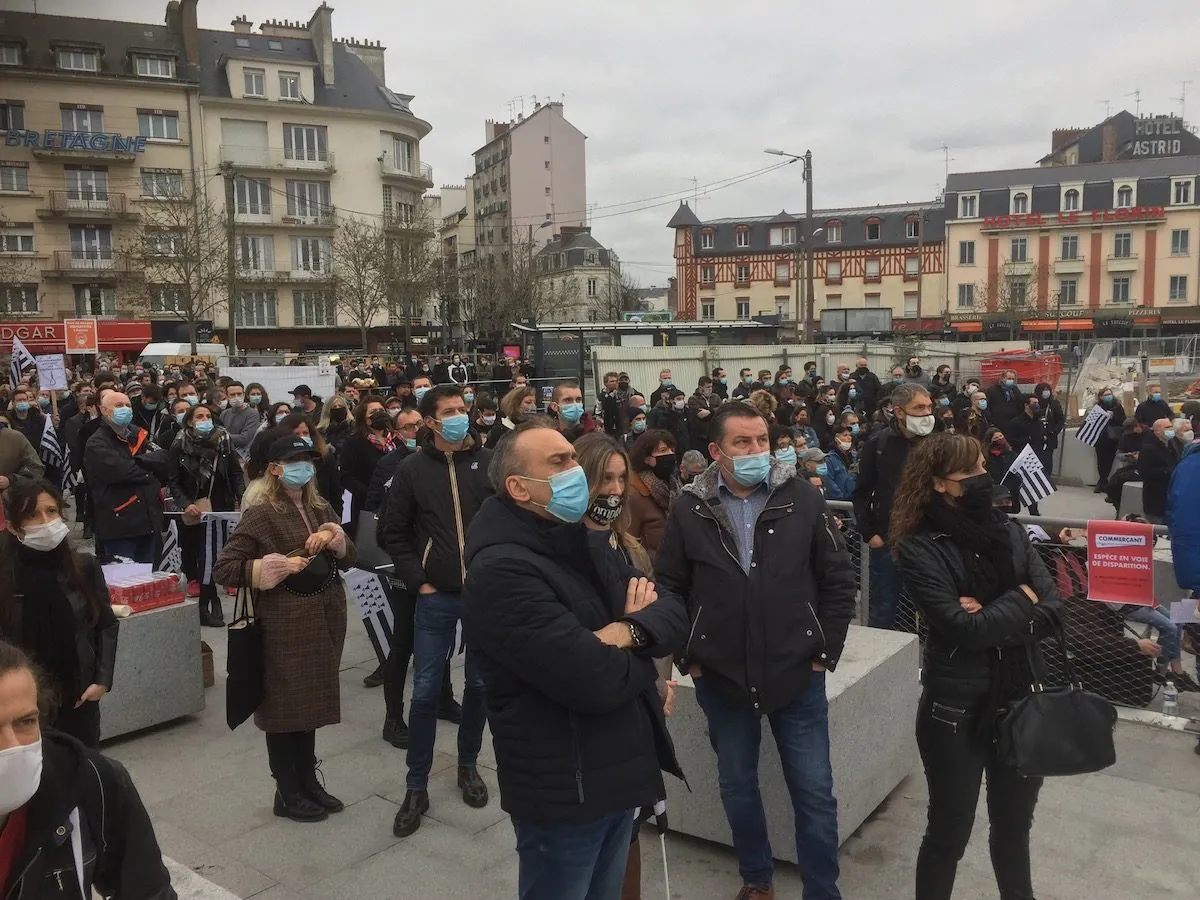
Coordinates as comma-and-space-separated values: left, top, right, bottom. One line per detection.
852, 382, 936, 630
0, 641, 176, 899
597, 371, 631, 439
1135, 383, 1173, 426
851, 356, 883, 416
381, 385, 494, 837
463, 418, 687, 900
1138, 417, 1180, 523
985, 369, 1024, 438
654, 403, 856, 900
85, 392, 168, 564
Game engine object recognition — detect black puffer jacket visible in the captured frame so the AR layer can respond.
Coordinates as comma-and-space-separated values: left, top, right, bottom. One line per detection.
894, 516, 1063, 705
463, 497, 687, 822
653, 461, 857, 715
851, 422, 924, 541
6, 731, 175, 900
380, 433, 493, 592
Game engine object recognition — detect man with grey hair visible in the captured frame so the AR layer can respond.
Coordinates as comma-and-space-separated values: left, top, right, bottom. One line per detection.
85, 391, 168, 563
852, 381, 935, 629
680, 448, 708, 484
463, 418, 687, 900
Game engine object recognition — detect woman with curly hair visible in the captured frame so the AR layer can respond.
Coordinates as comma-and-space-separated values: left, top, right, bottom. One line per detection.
626, 428, 680, 560
746, 387, 778, 422
889, 432, 1063, 900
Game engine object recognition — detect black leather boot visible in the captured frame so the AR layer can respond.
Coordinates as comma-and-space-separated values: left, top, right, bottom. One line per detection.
382, 716, 409, 749
457, 765, 489, 808
392, 789, 429, 837
273, 788, 327, 822
297, 759, 344, 813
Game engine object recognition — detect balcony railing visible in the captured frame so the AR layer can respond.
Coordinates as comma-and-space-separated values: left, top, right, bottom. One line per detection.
1106, 253, 1139, 272
379, 158, 434, 184
47, 250, 137, 276
1053, 255, 1087, 273
220, 145, 336, 173
40, 190, 137, 218
235, 267, 333, 283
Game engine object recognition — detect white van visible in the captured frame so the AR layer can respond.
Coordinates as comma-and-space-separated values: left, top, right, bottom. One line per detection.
138, 342, 230, 369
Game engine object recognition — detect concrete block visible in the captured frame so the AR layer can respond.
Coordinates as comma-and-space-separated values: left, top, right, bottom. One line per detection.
1117, 481, 1145, 519
101, 601, 205, 742
665, 625, 920, 862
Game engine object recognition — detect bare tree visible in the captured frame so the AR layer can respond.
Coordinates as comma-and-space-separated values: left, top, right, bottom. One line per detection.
0, 207, 38, 315
330, 215, 389, 350
382, 203, 441, 352
587, 269, 644, 322
116, 187, 229, 354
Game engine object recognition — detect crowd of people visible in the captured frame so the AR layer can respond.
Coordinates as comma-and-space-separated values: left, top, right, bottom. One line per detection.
0, 347, 1195, 900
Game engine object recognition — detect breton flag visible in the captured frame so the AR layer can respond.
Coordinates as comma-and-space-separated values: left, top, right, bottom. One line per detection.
37, 416, 79, 491
9, 335, 35, 389
1075, 404, 1113, 447
200, 512, 239, 584
158, 519, 184, 574
1006, 444, 1056, 507
342, 568, 396, 666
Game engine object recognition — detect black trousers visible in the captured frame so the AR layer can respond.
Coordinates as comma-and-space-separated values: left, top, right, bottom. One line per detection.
914, 693, 1042, 900
265, 730, 316, 792
1095, 439, 1119, 485
52, 699, 100, 749
179, 522, 217, 600
383, 588, 454, 721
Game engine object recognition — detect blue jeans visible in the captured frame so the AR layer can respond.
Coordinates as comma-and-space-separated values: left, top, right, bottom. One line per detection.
1122, 605, 1182, 663
405, 590, 487, 790
694, 673, 841, 899
104, 534, 156, 564
511, 809, 634, 900
868, 545, 905, 630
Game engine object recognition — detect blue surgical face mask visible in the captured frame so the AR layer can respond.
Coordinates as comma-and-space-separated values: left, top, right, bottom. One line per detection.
632, 419, 646, 434
850, 423, 860, 435
1152, 392, 1162, 402
414, 386, 430, 402
275, 412, 289, 424
848, 389, 857, 400
37, 396, 49, 408
111, 406, 133, 427
437, 413, 470, 443
522, 465, 590, 523
939, 397, 950, 407
742, 375, 753, 385
724, 450, 771, 488
978, 399, 988, 410
763, 378, 774, 387
193, 419, 214, 435
280, 460, 315, 488
559, 402, 584, 424
774, 446, 797, 466
778, 376, 790, 385
815, 463, 829, 477
248, 393, 262, 405
660, 378, 672, 386
1041, 390, 1050, 400
144, 401, 158, 410
175, 412, 186, 424
1102, 395, 1114, 405
1005, 379, 1016, 388
14, 402, 29, 413
1164, 429, 1176, 442
719, 377, 728, 385
403, 438, 417, 451
184, 394, 199, 406
463, 393, 475, 405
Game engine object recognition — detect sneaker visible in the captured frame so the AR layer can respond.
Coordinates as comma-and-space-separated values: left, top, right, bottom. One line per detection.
186, 580, 201, 598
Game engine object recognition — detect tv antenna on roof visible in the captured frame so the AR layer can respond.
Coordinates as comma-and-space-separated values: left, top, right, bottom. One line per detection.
939, 144, 955, 181
688, 177, 711, 214
1098, 99, 1111, 119
1178, 80, 1193, 122
1126, 88, 1142, 116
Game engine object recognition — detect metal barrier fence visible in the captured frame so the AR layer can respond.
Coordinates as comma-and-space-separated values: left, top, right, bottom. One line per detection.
825, 502, 1190, 714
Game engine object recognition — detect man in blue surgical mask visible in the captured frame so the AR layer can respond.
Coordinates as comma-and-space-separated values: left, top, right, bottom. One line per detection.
654, 404, 856, 900
84, 391, 168, 563
462, 418, 688, 899
547, 378, 596, 443
380, 384, 495, 840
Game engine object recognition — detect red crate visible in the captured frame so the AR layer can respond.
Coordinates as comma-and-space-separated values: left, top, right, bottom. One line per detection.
979, 351, 1064, 390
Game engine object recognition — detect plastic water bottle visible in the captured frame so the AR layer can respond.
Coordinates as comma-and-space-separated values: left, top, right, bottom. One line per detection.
1162, 680, 1179, 716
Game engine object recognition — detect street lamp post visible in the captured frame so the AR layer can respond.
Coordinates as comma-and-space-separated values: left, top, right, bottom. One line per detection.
766, 148, 815, 342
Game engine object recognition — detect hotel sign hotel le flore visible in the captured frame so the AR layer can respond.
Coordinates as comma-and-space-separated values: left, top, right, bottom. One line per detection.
983, 205, 1167, 231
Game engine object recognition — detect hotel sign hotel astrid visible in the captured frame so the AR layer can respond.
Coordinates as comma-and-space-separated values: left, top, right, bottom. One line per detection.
3, 129, 149, 153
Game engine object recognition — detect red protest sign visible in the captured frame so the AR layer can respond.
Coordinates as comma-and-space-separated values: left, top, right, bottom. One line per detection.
1086, 518, 1155, 607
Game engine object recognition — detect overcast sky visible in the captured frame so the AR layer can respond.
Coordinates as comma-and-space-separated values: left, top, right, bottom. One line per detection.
30, 0, 1200, 286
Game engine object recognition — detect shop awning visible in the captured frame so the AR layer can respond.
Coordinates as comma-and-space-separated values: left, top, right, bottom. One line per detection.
1020, 319, 1093, 332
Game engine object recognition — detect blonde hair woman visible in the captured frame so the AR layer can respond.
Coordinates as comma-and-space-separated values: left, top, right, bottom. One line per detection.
213, 435, 357, 824
317, 395, 353, 456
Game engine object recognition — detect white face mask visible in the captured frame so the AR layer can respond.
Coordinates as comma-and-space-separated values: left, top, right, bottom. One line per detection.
17, 519, 70, 553
836, 440, 853, 452
0, 739, 43, 817
904, 413, 936, 437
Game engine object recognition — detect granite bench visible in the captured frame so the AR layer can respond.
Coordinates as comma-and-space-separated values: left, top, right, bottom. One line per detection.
100, 600, 206, 742
664, 624, 920, 858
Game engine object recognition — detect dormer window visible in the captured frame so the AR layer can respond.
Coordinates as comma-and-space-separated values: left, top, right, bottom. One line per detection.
235, 37, 251, 49
1116, 185, 1134, 208
824, 220, 843, 243
699, 228, 714, 250
865, 218, 881, 241
267, 39, 284, 51
135, 55, 175, 78
905, 216, 920, 239
57, 48, 99, 72
0, 44, 21, 66
1012, 192, 1028, 214
735, 226, 750, 248
1063, 189, 1080, 211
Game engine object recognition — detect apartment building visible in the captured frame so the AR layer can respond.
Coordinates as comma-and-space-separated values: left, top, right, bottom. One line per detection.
205, 8, 433, 351
0, 4, 201, 354
433, 180, 477, 348
472, 101, 586, 266
944, 154, 1200, 339
667, 200, 946, 335
535, 226, 623, 323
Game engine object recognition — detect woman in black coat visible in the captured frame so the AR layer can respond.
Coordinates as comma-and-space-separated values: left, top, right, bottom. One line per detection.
891, 433, 1062, 900
1093, 386, 1126, 492
0, 479, 118, 747
337, 397, 396, 539
168, 403, 246, 627
1033, 381, 1065, 472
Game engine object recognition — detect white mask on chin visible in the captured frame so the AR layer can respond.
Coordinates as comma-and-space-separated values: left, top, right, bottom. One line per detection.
0, 739, 43, 817
17, 519, 70, 552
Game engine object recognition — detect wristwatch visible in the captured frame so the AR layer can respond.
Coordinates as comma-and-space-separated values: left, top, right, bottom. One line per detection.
625, 620, 649, 650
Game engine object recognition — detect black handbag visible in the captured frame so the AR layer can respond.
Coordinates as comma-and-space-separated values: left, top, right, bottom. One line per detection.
282, 548, 338, 597
226, 562, 264, 730
998, 613, 1117, 777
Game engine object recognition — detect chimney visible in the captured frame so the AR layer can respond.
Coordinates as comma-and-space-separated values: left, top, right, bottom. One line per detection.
259, 17, 308, 38
1050, 127, 1085, 152
178, 0, 199, 67
230, 14, 252, 34
307, 2, 335, 87
1101, 122, 1117, 161
165, 1, 181, 36
339, 37, 387, 84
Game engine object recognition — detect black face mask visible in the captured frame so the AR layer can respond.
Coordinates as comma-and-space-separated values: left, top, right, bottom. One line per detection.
369, 412, 390, 431
331, 407, 349, 423
651, 453, 677, 481
957, 473, 995, 513
586, 494, 624, 526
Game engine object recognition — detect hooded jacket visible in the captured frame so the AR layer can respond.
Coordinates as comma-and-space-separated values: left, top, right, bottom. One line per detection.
379, 433, 493, 593
653, 460, 857, 715
462, 496, 687, 822
3, 731, 175, 900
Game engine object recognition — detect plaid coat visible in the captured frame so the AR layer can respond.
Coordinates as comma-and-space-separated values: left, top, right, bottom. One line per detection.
213, 499, 355, 733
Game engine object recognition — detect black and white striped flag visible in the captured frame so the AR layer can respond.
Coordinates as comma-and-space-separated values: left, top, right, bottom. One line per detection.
1075, 404, 1113, 447
37, 416, 79, 491
158, 519, 183, 573
9, 336, 34, 389
1006, 444, 1055, 507
200, 513, 238, 584
342, 568, 396, 666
